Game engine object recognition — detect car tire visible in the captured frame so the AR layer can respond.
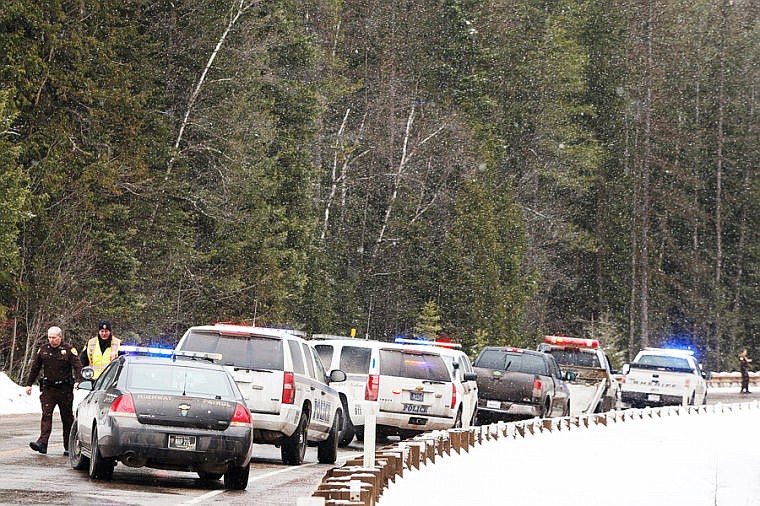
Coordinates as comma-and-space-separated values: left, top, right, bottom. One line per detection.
224, 464, 250, 490
317, 413, 340, 464
68, 420, 88, 470
88, 427, 114, 480
281, 410, 309, 465
453, 407, 463, 428
541, 398, 551, 418
338, 398, 355, 447
198, 472, 223, 480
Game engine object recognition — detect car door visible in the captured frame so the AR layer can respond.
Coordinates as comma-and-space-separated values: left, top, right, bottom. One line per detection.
547, 357, 570, 417
456, 353, 478, 422
301, 342, 335, 436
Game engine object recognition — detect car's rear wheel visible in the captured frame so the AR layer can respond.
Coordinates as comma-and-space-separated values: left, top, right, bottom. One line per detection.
68, 420, 88, 470
317, 414, 340, 464
453, 407, 463, 428
224, 464, 250, 490
281, 410, 309, 465
541, 398, 551, 418
338, 398, 355, 447
88, 427, 114, 480
198, 472, 223, 480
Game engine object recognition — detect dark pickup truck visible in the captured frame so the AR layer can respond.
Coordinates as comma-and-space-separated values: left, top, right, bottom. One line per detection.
473, 346, 574, 423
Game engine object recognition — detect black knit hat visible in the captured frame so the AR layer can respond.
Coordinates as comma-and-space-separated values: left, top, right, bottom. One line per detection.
98, 320, 112, 332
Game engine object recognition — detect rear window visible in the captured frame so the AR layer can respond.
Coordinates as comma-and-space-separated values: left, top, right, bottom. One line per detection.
475, 349, 549, 376
126, 363, 235, 399
635, 354, 692, 371
178, 331, 284, 370
339, 346, 373, 374
548, 349, 601, 368
379, 350, 450, 381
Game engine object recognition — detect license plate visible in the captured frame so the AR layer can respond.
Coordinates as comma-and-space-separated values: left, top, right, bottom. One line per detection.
409, 391, 424, 402
486, 400, 501, 409
647, 394, 660, 402
168, 434, 197, 451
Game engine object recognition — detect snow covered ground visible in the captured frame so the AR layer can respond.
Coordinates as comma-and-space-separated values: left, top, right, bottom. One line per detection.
377, 400, 760, 506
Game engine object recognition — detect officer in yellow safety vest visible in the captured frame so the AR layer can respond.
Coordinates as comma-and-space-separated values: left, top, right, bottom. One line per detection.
80, 320, 122, 379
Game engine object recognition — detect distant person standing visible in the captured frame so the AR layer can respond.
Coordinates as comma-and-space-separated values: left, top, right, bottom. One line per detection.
80, 320, 122, 379
25, 326, 83, 455
739, 348, 752, 394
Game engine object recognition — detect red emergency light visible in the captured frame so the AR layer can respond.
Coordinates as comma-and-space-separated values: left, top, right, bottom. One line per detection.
544, 335, 599, 348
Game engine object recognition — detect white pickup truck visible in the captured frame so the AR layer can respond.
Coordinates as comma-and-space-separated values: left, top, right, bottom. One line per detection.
538, 335, 620, 415
620, 347, 710, 407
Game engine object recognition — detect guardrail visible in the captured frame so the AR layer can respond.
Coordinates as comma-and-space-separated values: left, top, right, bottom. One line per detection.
303, 400, 760, 506
707, 371, 760, 388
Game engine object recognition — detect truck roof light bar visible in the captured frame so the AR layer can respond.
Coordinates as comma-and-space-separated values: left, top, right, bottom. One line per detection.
544, 335, 599, 348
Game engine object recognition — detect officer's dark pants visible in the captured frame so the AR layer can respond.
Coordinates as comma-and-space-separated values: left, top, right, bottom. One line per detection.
741, 373, 750, 392
38, 388, 74, 450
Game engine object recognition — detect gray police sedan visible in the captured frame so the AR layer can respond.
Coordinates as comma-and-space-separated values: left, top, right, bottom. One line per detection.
69, 346, 253, 490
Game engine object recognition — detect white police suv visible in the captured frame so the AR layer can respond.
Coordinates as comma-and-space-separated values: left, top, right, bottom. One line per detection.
176, 324, 346, 465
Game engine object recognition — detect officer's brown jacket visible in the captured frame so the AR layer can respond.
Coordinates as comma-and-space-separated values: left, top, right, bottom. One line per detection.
25, 342, 84, 388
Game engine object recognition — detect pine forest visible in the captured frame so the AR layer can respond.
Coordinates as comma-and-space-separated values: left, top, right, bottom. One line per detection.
1, 0, 758, 380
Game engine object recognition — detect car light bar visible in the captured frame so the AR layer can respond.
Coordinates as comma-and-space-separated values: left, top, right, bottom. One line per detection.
119, 345, 223, 362
544, 335, 599, 348
394, 337, 462, 349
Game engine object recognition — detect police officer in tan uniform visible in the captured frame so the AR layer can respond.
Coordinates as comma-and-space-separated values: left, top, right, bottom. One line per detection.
25, 326, 83, 455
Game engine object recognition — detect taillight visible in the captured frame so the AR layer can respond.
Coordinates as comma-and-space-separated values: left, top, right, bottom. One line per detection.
365, 374, 379, 401
230, 402, 252, 426
684, 379, 691, 388
282, 372, 296, 404
532, 378, 542, 398
109, 394, 136, 417
450, 383, 457, 409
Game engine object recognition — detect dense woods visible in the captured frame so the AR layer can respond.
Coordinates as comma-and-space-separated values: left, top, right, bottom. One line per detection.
1, 0, 757, 380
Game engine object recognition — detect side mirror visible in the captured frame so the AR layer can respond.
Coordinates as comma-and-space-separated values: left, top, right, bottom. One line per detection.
563, 371, 577, 381
621, 364, 630, 375
463, 372, 478, 382
703, 371, 712, 380
77, 380, 94, 391
329, 369, 347, 383
81, 366, 95, 380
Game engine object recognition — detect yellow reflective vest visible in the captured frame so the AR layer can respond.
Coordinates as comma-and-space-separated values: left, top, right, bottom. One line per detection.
86, 336, 122, 379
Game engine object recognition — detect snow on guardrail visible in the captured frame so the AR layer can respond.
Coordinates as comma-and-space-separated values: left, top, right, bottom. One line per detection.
303, 400, 760, 506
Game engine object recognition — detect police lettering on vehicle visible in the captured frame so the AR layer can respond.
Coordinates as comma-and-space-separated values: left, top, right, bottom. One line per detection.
402, 404, 429, 414
314, 398, 331, 423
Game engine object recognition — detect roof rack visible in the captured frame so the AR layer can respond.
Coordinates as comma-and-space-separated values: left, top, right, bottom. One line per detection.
311, 334, 356, 340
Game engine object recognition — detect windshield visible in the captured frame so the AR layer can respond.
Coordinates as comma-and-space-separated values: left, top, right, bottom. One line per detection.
126, 363, 235, 399
179, 331, 284, 370
475, 349, 549, 375
379, 349, 450, 381
548, 349, 601, 368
